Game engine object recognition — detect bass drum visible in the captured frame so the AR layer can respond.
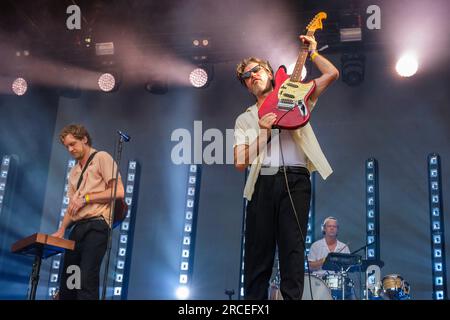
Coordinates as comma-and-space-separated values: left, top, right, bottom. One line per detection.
269, 273, 333, 300
302, 273, 333, 300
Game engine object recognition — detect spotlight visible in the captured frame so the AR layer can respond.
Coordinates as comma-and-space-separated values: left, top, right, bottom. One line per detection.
189, 68, 207, 88
191, 36, 211, 65
189, 65, 213, 88
339, 11, 362, 42
396, 52, 418, 77
191, 38, 210, 48
193, 55, 208, 62
11, 77, 28, 96
15, 50, 30, 57
84, 36, 92, 48
98, 73, 117, 92
95, 42, 114, 56
176, 286, 190, 300
341, 52, 365, 86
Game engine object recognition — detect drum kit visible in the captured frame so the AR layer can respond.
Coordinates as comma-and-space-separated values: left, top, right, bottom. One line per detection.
369, 274, 411, 300
269, 252, 411, 300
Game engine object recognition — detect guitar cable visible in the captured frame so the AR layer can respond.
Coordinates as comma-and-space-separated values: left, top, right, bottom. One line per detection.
265, 39, 323, 301
275, 128, 315, 300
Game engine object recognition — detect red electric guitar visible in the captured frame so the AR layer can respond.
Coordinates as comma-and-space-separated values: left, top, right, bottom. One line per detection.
258, 12, 327, 130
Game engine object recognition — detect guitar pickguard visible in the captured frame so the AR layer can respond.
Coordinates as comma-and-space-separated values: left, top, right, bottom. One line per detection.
277, 79, 314, 116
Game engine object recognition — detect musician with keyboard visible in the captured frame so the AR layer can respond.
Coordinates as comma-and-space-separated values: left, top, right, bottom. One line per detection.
233, 13, 339, 300
308, 216, 356, 299
51, 124, 124, 300
308, 216, 350, 275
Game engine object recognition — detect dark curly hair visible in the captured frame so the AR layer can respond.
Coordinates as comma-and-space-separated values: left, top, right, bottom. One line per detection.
59, 124, 92, 146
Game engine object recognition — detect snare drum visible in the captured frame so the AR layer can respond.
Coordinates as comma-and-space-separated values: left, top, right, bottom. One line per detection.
323, 273, 355, 300
323, 274, 342, 290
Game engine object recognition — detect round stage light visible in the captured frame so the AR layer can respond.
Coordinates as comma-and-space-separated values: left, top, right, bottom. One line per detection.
396, 53, 419, 77
189, 68, 209, 88
12, 77, 28, 96
98, 73, 116, 92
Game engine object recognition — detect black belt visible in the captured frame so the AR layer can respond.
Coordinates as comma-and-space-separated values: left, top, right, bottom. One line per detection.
262, 166, 310, 176
74, 216, 104, 225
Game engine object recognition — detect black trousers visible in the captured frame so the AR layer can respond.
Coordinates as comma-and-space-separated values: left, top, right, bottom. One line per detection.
244, 168, 311, 300
59, 219, 109, 300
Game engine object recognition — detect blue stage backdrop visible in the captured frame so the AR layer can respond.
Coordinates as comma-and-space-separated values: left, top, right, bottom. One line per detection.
0, 0, 449, 300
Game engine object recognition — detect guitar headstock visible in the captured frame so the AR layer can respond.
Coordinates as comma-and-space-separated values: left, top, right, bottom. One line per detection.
306, 12, 327, 32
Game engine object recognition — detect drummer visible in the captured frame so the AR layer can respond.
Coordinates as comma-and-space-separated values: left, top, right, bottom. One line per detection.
308, 216, 356, 299
308, 216, 350, 276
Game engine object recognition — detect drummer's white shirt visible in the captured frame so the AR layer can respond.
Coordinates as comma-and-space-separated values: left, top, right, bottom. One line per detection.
308, 238, 350, 277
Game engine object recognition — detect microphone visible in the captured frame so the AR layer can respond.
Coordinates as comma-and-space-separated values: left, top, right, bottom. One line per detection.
117, 130, 131, 142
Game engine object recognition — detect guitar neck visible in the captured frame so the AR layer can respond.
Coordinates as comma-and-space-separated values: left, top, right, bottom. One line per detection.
290, 30, 315, 82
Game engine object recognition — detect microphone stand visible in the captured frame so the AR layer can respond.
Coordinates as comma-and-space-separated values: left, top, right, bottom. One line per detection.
101, 132, 127, 300
350, 243, 370, 255
225, 289, 235, 300
351, 243, 372, 300
350, 243, 369, 300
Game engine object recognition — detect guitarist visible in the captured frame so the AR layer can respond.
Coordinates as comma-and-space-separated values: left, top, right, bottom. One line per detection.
233, 35, 339, 300
51, 124, 124, 300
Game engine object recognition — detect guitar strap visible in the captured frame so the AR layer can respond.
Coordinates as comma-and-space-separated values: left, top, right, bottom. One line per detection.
76, 151, 98, 190
73, 151, 125, 228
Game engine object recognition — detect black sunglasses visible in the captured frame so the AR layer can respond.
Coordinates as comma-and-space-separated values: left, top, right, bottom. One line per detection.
240, 65, 263, 81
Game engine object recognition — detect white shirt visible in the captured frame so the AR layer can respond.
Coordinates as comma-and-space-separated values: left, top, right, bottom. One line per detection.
233, 102, 333, 201
308, 238, 350, 277
262, 129, 307, 167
